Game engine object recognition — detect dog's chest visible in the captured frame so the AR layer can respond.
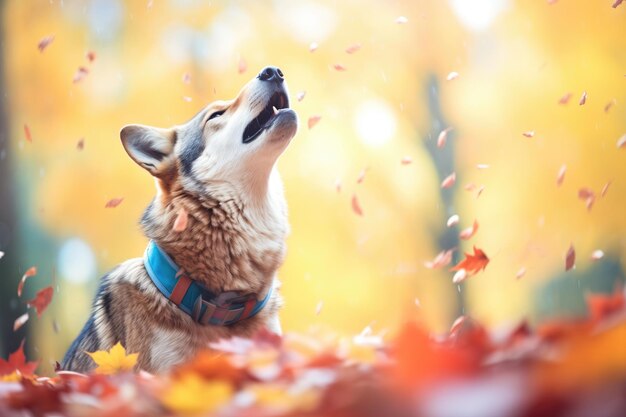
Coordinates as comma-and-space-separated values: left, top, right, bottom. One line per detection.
148, 328, 197, 372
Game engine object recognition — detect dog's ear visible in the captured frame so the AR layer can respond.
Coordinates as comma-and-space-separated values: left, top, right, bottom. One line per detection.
120, 124, 176, 176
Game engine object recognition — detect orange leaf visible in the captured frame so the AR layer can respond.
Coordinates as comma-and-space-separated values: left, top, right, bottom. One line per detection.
459, 220, 479, 240
86, 51, 96, 63
24, 124, 32, 143
451, 246, 489, 274
18, 266, 37, 297
351, 194, 363, 216
578, 91, 587, 105
558, 92, 572, 105
105, 197, 124, 208
87, 342, 138, 375
586, 287, 624, 321
556, 164, 566, 187
0, 340, 39, 377
333, 64, 347, 71
307, 115, 321, 130
27, 286, 54, 317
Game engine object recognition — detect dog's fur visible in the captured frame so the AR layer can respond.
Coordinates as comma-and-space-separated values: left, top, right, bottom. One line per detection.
62, 68, 297, 373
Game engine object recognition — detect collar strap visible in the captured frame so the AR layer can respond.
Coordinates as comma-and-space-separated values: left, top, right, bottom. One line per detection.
143, 240, 272, 326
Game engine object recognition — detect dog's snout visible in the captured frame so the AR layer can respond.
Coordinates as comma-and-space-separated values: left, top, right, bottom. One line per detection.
257, 66, 284, 83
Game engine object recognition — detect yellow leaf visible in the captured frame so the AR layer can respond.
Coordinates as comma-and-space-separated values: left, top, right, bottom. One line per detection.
162, 374, 232, 415
86, 342, 138, 375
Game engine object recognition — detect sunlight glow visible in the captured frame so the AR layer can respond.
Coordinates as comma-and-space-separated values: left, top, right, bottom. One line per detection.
354, 99, 397, 148
58, 238, 96, 284
449, 0, 509, 32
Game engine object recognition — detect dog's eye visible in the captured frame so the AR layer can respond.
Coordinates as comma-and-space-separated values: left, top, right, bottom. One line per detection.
207, 110, 225, 121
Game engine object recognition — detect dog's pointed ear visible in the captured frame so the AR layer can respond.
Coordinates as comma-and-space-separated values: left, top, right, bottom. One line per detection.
120, 124, 176, 176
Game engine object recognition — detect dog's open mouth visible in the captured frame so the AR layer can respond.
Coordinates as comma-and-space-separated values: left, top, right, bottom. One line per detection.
242, 92, 289, 143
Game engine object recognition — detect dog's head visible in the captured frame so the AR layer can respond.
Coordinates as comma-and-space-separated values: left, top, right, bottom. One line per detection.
120, 66, 297, 201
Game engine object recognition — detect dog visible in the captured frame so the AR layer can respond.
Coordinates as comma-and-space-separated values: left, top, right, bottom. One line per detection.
62, 66, 297, 373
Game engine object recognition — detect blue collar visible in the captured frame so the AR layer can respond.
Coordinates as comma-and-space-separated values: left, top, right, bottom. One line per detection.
143, 240, 272, 326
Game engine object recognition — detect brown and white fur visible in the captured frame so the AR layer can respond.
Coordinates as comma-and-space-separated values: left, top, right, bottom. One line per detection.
62, 67, 297, 373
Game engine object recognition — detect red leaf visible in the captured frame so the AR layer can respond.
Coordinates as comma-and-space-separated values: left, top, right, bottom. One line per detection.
578, 91, 587, 105
333, 64, 347, 72
307, 115, 321, 130
522, 130, 535, 138
27, 286, 54, 317
105, 197, 124, 208
238, 58, 247, 74
24, 124, 32, 143
0, 340, 39, 377
441, 172, 456, 189
558, 92, 572, 105
459, 220, 479, 240
586, 287, 624, 321
37, 35, 55, 53
18, 266, 37, 297
556, 164, 566, 187
345, 43, 361, 54
173, 208, 188, 232
565, 244, 576, 271
424, 249, 453, 269
437, 127, 452, 148
351, 194, 363, 216
72, 66, 89, 83
13, 313, 29, 332
86, 51, 96, 63
451, 246, 489, 274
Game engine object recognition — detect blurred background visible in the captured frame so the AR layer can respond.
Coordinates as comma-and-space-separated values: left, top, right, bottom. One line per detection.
0, 0, 624, 373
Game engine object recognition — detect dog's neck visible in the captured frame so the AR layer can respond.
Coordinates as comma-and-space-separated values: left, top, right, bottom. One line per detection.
140, 173, 288, 296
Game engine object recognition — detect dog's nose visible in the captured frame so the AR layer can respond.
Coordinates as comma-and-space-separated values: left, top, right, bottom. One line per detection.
257, 66, 284, 83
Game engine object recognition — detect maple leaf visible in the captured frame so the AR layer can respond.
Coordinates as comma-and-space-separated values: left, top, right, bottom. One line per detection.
87, 342, 138, 375
162, 374, 232, 415
26, 286, 54, 317
0, 341, 39, 377
451, 246, 489, 274
17, 266, 37, 297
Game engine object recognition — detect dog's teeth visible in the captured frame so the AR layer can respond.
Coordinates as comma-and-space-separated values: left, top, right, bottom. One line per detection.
272, 106, 279, 115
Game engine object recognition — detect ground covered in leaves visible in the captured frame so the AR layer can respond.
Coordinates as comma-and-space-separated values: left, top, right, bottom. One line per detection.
0, 288, 625, 417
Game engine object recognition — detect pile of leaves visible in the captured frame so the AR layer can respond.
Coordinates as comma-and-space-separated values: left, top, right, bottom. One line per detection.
1, 288, 625, 417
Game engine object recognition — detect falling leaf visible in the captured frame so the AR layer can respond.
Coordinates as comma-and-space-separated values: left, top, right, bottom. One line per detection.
612, 0, 623, 8
296, 91, 306, 102
356, 168, 368, 184
307, 115, 321, 130
441, 172, 456, 189
558, 92, 572, 105
173, 208, 188, 232
335, 178, 342, 193
309, 42, 318, 52
333, 64, 347, 71
162, 374, 232, 415
447, 214, 459, 228
17, 266, 37, 297
604, 99, 616, 113
459, 220, 479, 240
395, 16, 408, 24
446, 71, 459, 81
475, 185, 485, 198
27, 286, 54, 317
400, 156, 412, 165
86, 51, 96, 63
617, 134, 626, 149
578, 188, 595, 211
0, 341, 38, 377
516, 267, 527, 280
590, 250, 604, 261
556, 164, 566, 186
351, 194, 363, 216
13, 313, 29, 332
464, 183, 477, 192
345, 43, 361, 54
452, 269, 468, 284
437, 127, 453, 148
586, 288, 624, 321
451, 246, 489, 275
315, 301, 324, 316
476, 164, 489, 170
24, 124, 32, 143
72, 66, 89, 83
182, 96, 192, 102
105, 197, 124, 208
565, 244, 576, 271
37, 35, 55, 52
600, 181, 612, 197
182, 72, 191, 84
87, 342, 138, 375
0, 251, 4, 259
424, 249, 453, 269
238, 57, 247, 74
578, 91, 587, 105
522, 131, 535, 138
76, 138, 85, 150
